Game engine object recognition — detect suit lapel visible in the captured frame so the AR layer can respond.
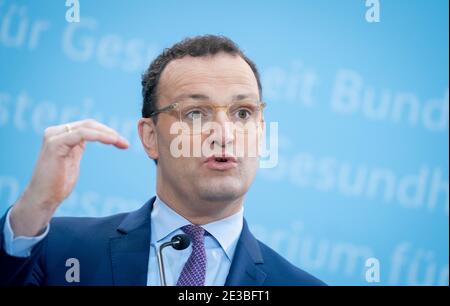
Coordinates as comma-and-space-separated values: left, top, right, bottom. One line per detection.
108, 198, 266, 286
109, 197, 155, 286
225, 220, 267, 286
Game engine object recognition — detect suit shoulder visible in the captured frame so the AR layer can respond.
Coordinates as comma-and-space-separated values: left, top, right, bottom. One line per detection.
48, 198, 153, 236
49, 211, 128, 240
257, 240, 327, 286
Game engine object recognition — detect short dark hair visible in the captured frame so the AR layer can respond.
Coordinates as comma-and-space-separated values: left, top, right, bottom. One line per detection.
141, 35, 263, 119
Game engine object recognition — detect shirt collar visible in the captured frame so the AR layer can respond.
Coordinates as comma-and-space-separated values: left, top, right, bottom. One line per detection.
151, 195, 244, 261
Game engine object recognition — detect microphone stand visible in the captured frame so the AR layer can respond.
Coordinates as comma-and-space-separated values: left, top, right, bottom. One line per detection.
156, 234, 191, 286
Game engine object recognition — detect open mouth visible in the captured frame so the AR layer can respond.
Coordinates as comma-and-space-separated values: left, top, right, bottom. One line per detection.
205, 155, 238, 170
215, 157, 230, 162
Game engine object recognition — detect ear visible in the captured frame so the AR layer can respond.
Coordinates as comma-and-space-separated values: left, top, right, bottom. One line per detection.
138, 118, 159, 161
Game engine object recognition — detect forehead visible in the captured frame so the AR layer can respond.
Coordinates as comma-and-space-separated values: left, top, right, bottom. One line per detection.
157, 53, 259, 103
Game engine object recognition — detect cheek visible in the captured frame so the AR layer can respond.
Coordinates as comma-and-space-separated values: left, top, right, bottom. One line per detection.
158, 134, 200, 170
234, 132, 263, 158
242, 157, 259, 176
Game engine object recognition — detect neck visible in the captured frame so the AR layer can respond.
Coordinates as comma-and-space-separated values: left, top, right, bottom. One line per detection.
156, 184, 244, 225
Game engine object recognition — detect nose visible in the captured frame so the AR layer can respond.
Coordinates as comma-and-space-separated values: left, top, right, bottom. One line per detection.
209, 110, 235, 148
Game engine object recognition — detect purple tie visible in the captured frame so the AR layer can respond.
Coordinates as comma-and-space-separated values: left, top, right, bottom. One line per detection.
176, 224, 207, 286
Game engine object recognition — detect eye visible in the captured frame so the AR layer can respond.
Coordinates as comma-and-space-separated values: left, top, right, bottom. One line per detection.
185, 109, 206, 120
186, 110, 202, 120
236, 109, 252, 120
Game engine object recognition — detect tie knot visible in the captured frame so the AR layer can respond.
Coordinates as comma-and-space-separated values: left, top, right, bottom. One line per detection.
181, 224, 205, 243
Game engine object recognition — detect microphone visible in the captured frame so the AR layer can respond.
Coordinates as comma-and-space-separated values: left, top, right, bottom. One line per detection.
156, 234, 191, 286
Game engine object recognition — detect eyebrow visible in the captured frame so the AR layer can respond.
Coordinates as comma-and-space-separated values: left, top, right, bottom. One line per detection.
232, 94, 258, 101
173, 93, 258, 102
172, 94, 209, 102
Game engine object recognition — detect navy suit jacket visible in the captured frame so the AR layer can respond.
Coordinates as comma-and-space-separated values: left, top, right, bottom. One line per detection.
0, 197, 325, 286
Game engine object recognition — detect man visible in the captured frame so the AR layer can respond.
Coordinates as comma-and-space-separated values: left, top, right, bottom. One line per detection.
0, 35, 325, 286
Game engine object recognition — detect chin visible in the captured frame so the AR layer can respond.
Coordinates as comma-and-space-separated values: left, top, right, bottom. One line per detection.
196, 177, 246, 202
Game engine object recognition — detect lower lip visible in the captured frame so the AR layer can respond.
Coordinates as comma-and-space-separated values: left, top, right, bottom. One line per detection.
204, 159, 238, 171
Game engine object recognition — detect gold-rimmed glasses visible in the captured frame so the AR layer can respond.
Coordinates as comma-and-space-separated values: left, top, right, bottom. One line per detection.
148, 100, 266, 135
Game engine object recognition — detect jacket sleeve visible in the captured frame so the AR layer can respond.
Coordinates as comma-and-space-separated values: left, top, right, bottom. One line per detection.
0, 209, 47, 286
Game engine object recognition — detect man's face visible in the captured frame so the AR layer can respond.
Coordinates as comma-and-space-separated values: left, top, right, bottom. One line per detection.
151, 53, 262, 203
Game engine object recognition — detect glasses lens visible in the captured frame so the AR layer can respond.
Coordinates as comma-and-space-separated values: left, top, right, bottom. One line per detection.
178, 101, 263, 134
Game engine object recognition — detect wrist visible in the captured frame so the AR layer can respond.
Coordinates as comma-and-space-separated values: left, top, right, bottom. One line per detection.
10, 192, 55, 237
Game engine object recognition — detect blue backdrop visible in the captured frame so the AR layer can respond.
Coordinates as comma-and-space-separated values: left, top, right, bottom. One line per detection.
0, 0, 448, 285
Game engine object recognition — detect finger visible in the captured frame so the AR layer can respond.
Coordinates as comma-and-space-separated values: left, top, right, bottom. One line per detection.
50, 127, 129, 149
46, 120, 129, 147
43, 120, 87, 136
74, 119, 122, 137
74, 120, 130, 147
48, 119, 119, 138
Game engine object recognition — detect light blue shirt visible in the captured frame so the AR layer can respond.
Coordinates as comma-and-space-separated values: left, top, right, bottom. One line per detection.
2, 208, 50, 257
148, 196, 243, 285
2, 196, 244, 286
